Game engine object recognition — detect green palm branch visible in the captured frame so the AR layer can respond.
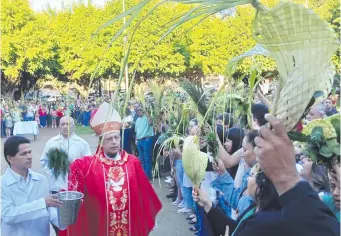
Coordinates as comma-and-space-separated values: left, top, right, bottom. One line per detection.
85, 0, 337, 137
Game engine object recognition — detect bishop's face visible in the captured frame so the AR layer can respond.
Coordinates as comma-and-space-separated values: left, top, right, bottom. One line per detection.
102, 132, 121, 156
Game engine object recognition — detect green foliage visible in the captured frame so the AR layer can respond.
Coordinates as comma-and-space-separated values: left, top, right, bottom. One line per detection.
1, 0, 339, 94
1, 1, 61, 93
314, 0, 340, 70
288, 132, 310, 142
330, 116, 340, 142
290, 117, 340, 166
46, 148, 70, 179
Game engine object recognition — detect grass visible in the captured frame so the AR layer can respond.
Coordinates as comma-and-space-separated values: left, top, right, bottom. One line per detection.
75, 125, 95, 135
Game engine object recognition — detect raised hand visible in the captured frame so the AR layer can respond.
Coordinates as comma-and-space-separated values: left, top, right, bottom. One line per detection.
254, 114, 301, 195
212, 158, 227, 174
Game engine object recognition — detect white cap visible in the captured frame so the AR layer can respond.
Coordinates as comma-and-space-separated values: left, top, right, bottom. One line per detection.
90, 102, 121, 137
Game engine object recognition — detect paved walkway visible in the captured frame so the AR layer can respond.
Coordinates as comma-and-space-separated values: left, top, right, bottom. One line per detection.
1, 128, 193, 236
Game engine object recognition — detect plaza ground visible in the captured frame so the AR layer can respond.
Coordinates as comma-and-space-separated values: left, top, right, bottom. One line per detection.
0, 128, 192, 236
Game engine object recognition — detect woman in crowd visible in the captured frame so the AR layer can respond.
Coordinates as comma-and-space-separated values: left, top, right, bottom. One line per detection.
193, 162, 279, 235
299, 156, 340, 221
223, 128, 245, 179
39, 106, 47, 128
216, 128, 245, 218
300, 157, 330, 193
211, 130, 259, 220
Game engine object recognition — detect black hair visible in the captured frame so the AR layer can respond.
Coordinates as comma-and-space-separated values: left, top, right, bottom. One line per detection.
225, 128, 245, 154
190, 119, 198, 126
4, 136, 30, 166
217, 113, 234, 127
255, 172, 279, 210
224, 128, 245, 178
216, 124, 225, 144
311, 164, 330, 193
251, 104, 269, 126
245, 130, 259, 148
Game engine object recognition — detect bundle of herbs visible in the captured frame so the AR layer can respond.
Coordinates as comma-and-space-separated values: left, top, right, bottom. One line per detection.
46, 148, 70, 179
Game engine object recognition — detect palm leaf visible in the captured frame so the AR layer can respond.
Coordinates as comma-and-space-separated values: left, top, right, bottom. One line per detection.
181, 79, 208, 118
46, 148, 70, 179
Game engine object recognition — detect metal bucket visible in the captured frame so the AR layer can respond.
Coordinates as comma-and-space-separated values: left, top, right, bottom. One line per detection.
57, 191, 84, 226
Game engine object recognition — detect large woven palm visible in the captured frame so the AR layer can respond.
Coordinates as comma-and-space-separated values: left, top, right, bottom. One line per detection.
182, 136, 208, 187
252, 1, 339, 131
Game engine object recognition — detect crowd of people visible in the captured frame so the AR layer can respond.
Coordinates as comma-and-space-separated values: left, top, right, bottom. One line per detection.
1, 85, 340, 236
151, 90, 340, 235
0, 98, 107, 137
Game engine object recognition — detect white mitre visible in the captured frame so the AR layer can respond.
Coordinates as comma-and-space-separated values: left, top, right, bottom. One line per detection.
90, 102, 122, 137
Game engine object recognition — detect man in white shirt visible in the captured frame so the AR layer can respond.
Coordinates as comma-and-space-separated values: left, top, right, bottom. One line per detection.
1, 136, 64, 236
40, 116, 92, 193
40, 116, 91, 235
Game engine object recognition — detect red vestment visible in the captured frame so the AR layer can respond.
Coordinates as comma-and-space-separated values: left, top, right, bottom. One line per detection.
59, 150, 162, 236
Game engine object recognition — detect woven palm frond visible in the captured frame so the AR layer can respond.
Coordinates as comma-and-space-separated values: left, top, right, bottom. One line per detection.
253, 1, 339, 131
182, 136, 208, 187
